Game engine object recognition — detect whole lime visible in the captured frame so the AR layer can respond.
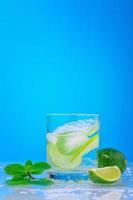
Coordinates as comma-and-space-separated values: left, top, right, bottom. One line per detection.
98, 148, 127, 173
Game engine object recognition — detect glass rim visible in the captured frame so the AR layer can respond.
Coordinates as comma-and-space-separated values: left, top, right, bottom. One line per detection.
46, 113, 99, 117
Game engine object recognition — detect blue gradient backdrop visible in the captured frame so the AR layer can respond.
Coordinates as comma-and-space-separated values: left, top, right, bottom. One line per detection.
0, 0, 133, 161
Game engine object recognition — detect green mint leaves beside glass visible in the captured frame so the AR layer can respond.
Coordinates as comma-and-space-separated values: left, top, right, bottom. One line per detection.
4, 160, 54, 186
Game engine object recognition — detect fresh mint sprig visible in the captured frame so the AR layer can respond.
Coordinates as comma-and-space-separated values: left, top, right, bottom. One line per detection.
4, 160, 53, 186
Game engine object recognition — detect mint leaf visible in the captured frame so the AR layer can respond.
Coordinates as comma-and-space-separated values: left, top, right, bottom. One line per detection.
4, 161, 53, 186
25, 160, 32, 172
4, 164, 26, 176
30, 162, 51, 174
30, 178, 54, 186
6, 177, 30, 185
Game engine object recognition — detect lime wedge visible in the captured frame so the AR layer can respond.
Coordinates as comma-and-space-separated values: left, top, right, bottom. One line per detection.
47, 142, 82, 170
89, 166, 121, 184
71, 134, 99, 162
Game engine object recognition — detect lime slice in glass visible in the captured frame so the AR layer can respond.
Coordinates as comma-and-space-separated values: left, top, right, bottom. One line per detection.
89, 166, 121, 184
71, 134, 99, 162
47, 142, 82, 170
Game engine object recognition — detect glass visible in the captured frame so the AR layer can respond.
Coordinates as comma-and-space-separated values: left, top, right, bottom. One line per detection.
46, 114, 100, 180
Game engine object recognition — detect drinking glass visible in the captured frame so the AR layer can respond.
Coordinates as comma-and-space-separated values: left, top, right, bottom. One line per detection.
46, 114, 100, 180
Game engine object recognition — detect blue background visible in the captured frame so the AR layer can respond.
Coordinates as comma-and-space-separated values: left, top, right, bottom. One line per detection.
0, 0, 133, 162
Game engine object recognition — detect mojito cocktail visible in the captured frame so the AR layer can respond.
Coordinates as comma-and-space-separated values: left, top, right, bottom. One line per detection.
46, 114, 99, 176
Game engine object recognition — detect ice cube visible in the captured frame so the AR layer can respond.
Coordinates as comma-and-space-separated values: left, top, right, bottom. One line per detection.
56, 131, 88, 155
